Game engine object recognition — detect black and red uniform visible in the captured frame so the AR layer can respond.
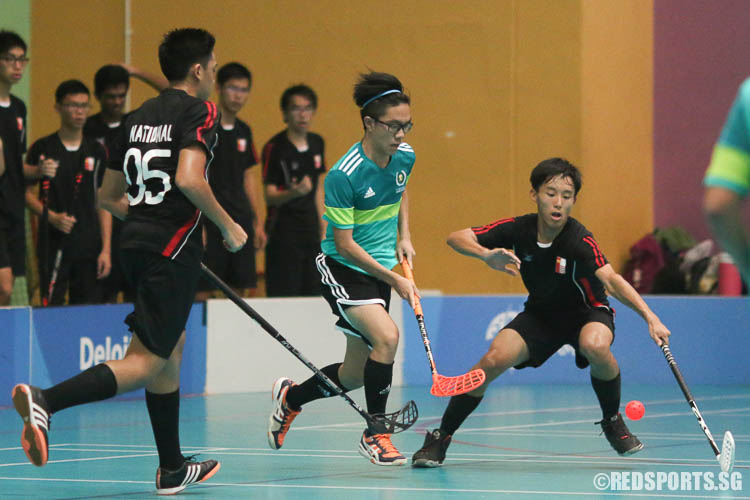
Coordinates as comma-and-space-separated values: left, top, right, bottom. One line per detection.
472, 214, 615, 368
199, 118, 259, 290
0, 94, 27, 276
27, 133, 106, 304
83, 111, 133, 301
109, 88, 219, 358
261, 130, 325, 296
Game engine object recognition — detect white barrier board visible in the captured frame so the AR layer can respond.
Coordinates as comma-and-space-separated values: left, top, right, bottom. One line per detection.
205, 294, 404, 393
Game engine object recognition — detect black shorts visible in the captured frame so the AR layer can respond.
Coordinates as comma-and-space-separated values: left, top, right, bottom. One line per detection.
315, 252, 391, 347
198, 221, 256, 290
120, 249, 200, 359
0, 218, 26, 276
505, 307, 615, 369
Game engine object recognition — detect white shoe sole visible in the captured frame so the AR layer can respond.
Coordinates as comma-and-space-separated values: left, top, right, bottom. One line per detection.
357, 441, 407, 466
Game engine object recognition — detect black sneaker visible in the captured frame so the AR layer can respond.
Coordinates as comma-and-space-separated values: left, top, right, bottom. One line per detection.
155, 456, 221, 495
597, 413, 644, 455
12, 384, 50, 467
412, 428, 452, 467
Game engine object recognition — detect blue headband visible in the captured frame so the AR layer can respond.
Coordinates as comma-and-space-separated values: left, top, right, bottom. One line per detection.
360, 89, 401, 109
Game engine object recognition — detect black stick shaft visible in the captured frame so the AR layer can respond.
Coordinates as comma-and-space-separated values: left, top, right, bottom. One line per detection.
661, 344, 721, 456
200, 263, 379, 428
45, 172, 84, 306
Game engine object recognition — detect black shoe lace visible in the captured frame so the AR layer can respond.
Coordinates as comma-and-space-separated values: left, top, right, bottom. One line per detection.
595, 415, 628, 438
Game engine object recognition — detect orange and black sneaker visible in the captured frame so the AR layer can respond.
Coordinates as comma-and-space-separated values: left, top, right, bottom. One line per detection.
155, 455, 220, 495
358, 430, 407, 466
12, 384, 50, 467
267, 377, 301, 450
597, 412, 644, 455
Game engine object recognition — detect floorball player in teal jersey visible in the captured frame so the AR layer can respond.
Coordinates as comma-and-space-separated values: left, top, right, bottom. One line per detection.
267, 71, 420, 466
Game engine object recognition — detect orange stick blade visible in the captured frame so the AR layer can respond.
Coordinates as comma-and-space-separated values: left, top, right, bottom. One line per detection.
430, 369, 486, 397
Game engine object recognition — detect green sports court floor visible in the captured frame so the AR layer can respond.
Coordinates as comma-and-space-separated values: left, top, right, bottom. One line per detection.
1, 384, 748, 498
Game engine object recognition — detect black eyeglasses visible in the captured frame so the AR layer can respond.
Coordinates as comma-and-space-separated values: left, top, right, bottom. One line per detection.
372, 117, 413, 135
0, 55, 29, 65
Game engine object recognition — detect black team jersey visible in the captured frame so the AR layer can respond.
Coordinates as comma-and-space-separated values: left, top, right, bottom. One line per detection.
0, 95, 27, 225
473, 214, 611, 313
261, 131, 325, 236
27, 133, 106, 258
84, 112, 130, 185
109, 89, 219, 266
208, 119, 258, 226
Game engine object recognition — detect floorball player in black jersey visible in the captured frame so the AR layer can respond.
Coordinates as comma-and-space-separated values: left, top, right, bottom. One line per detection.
412, 157, 671, 467
11, 28, 246, 495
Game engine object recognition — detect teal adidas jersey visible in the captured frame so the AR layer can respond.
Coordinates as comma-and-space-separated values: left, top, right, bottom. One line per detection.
705, 78, 750, 196
321, 141, 415, 275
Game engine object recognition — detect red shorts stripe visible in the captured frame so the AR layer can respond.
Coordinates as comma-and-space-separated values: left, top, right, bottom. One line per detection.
579, 277, 607, 309
162, 210, 200, 258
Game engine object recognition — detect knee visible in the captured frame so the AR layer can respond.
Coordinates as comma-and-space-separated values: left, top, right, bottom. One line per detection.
578, 336, 611, 364
339, 369, 364, 390
370, 327, 400, 357
480, 347, 515, 373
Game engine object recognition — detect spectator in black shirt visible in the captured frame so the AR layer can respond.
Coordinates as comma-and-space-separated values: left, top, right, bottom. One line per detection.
0, 30, 30, 304
25, 80, 108, 305
262, 84, 326, 296
197, 62, 266, 300
85, 63, 167, 154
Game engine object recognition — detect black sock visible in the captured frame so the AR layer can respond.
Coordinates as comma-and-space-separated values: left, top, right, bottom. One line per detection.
285, 363, 347, 410
363, 357, 393, 417
591, 372, 621, 420
440, 394, 483, 435
146, 389, 183, 471
42, 363, 118, 414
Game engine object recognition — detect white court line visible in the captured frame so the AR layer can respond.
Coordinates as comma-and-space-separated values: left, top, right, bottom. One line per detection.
0, 449, 745, 468
206, 452, 744, 469
0, 448, 228, 468
292, 400, 750, 431
460, 406, 750, 433
3, 443, 747, 466
452, 393, 750, 419
469, 429, 750, 442
0, 477, 746, 498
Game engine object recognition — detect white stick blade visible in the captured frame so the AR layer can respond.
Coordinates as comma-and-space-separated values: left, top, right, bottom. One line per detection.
719, 431, 736, 473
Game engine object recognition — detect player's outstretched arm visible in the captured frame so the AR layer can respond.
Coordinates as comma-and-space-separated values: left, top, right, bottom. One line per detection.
176, 145, 247, 252
704, 186, 750, 282
447, 228, 520, 275
594, 264, 671, 346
